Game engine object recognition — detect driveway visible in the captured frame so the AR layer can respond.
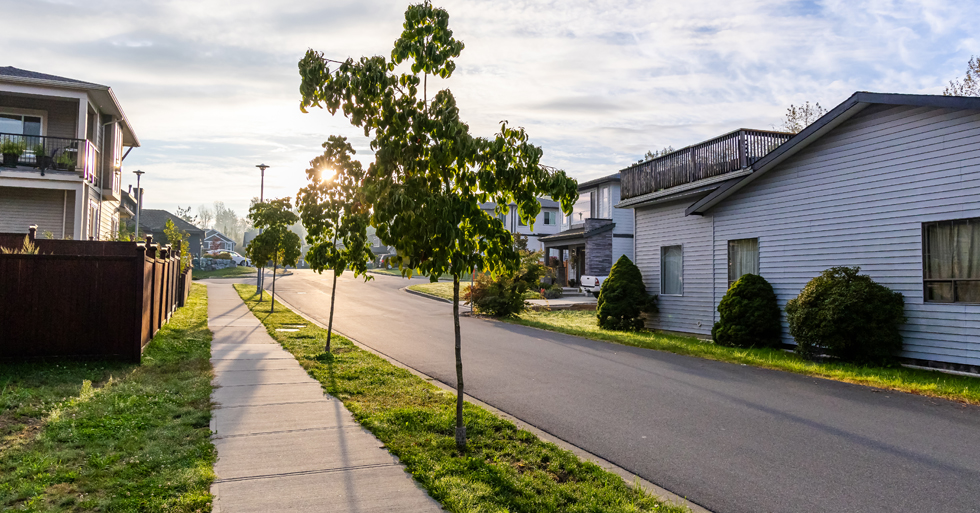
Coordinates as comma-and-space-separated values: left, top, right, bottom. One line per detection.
263, 269, 980, 513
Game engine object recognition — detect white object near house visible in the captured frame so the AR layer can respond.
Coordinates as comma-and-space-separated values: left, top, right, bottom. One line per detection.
0, 67, 140, 240
619, 92, 980, 371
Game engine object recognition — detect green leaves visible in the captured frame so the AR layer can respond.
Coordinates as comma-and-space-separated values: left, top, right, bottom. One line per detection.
246, 198, 302, 269
391, 3, 464, 78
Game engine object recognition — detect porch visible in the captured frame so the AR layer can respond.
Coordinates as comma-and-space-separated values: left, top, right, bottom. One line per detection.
0, 132, 101, 186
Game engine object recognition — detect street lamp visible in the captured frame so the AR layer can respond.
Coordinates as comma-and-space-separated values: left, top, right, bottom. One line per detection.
255, 164, 269, 296
133, 170, 145, 239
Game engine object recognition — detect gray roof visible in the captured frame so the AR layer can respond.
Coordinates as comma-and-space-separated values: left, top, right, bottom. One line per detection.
138, 209, 205, 235
686, 91, 980, 215
0, 66, 107, 89
204, 230, 235, 242
577, 172, 620, 190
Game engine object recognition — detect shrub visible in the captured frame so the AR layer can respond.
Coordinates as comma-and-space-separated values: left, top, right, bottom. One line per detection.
466, 244, 549, 317
212, 252, 233, 260
596, 255, 657, 331
711, 274, 781, 348
541, 284, 563, 299
786, 266, 906, 364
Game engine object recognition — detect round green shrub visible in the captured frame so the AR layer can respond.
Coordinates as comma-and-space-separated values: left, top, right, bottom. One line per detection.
786, 266, 906, 364
711, 274, 781, 348
597, 255, 657, 331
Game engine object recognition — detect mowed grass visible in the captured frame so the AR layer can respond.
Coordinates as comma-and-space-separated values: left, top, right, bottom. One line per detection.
192, 266, 257, 280
407, 282, 543, 302
370, 268, 475, 282
0, 284, 216, 511
510, 310, 980, 405
233, 284, 688, 513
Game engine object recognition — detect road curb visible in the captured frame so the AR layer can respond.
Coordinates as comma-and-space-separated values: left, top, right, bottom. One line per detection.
402, 286, 453, 304
270, 292, 711, 513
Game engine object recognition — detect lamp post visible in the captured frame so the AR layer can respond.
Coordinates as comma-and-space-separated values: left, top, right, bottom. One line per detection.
133, 170, 145, 239
255, 164, 269, 296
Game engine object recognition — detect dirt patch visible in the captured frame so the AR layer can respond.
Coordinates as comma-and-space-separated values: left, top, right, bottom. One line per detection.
0, 413, 44, 454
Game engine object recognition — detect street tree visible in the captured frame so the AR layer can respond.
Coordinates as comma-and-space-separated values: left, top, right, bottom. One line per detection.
298, 2, 578, 449
945, 56, 980, 97
297, 136, 375, 353
246, 198, 301, 312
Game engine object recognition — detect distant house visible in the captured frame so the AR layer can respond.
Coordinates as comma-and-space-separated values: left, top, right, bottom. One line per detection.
619, 92, 980, 370
480, 198, 563, 253
0, 67, 140, 239
541, 173, 634, 286
137, 209, 205, 256
204, 230, 236, 253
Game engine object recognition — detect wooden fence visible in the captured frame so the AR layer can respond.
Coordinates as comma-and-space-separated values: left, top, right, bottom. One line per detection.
0, 228, 192, 362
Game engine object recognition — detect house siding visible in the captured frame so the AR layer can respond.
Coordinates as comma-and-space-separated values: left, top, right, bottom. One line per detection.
705, 104, 980, 365
0, 96, 78, 139
635, 199, 715, 335
0, 186, 75, 237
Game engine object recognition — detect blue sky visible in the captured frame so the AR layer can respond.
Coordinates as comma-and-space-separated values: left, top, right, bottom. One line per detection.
3, 0, 978, 217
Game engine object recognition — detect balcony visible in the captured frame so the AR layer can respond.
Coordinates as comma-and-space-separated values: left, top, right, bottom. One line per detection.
620, 129, 793, 201
0, 132, 100, 186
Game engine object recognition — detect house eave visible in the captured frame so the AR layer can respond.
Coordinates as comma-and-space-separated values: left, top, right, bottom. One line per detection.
616, 170, 750, 209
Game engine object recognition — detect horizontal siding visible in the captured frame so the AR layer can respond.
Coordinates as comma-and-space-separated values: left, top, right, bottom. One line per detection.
0, 186, 73, 238
635, 200, 714, 335
711, 104, 980, 366
612, 237, 633, 265
0, 95, 78, 139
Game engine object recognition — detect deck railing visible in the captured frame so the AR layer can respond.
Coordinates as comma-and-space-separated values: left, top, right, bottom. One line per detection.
0, 132, 100, 185
620, 129, 793, 200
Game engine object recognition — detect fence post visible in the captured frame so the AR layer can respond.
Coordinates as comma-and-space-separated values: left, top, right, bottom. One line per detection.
134, 242, 147, 361
738, 130, 747, 169
28, 225, 37, 243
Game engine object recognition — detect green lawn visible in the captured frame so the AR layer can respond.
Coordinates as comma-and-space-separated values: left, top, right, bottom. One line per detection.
509, 310, 980, 405
233, 284, 688, 513
370, 268, 474, 282
192, 266, 256, 280
0, 284, 216, 511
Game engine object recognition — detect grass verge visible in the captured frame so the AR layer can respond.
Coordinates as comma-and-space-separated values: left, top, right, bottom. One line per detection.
510, 310, 980, 405
233, 283, 687, 513
408, 282, 542, 302
192, 266, 256, 280
0, 284, 216, 511
370, 268, 474, 282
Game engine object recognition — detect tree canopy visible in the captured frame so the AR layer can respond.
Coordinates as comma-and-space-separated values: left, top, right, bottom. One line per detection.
945, 56, 980, 97
778, 101, 827, 134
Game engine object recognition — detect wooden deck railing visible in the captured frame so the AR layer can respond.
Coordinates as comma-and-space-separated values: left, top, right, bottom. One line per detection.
620, 129, 793, 200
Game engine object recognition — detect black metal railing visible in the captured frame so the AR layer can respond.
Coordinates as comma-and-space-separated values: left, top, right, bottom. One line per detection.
0, 132, 100, 184
620, 129, 793, 200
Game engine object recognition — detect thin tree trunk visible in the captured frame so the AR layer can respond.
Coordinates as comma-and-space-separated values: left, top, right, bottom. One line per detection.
258, 266, 264, 302
271, 259, 277, 313
326, 268, 338, 353
453, 275, 466, 450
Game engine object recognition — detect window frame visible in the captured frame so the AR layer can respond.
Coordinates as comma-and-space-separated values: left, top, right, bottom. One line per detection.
660, 244, 684, 296
727, 238, 760, 287
0, 108, 47, 136
543, 211, 555, 225
922, 217, 980, 304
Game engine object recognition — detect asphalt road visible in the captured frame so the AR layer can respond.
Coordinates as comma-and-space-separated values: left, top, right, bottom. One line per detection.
262, 269, 980, 513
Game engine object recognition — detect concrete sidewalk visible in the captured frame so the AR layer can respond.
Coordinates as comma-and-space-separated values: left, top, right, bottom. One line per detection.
207, 283, 442, 512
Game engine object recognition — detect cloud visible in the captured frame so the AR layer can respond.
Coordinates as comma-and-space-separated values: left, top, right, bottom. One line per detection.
2, 0, 977, 212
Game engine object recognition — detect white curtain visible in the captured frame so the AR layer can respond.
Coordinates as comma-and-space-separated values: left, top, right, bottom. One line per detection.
662, 246, 683, 295
953, 220, 980, 302
728, 238, 759, 285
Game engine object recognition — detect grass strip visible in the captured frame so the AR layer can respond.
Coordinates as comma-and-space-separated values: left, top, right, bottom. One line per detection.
192, 266, 257, 280
408, 282, 542, 301
509, 310, 980, 405
233, 284, 687, 513
0, 284, 216, 511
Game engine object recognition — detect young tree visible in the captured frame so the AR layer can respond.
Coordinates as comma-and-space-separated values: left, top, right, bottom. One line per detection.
778, 101, 827, 134
944, 56, 980, 97
246, 198, 301, 313
297, 136, 375, 353
298, 2, 578, 449
163, 219, 191, 274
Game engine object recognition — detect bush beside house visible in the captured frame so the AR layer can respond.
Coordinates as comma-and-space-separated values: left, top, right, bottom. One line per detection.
597, 255, 657, 331
786, 266, 906, 364
712, 274, 781, 348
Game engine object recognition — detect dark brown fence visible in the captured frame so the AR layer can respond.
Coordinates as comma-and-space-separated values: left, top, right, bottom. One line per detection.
0, 229, 192, 362
620, 129, 793, 200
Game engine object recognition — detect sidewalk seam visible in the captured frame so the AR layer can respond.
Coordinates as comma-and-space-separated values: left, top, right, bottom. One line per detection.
214, 463, 398, 484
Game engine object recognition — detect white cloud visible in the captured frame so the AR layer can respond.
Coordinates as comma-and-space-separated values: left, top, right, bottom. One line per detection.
2, 0, 977, 215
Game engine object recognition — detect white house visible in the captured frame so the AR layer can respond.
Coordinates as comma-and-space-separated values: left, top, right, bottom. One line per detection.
0, 67, 139, 240
480, 198, 563, 252
619, 92, 980, 371
541, 173, 634, 286
204, 230, 236, 253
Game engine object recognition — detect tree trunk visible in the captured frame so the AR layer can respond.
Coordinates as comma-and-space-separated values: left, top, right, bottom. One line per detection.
258, 266, 264, 302
326, 268, 338, 353
271, 259, 277, 313
453, 275, 466, 450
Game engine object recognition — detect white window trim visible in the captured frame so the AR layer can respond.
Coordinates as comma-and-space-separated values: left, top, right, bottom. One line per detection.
660, 244, 684, 296
0, 108, 47, 136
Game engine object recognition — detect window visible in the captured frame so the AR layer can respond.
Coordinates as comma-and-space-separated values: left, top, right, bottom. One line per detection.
598, 186, 611, 218
923, 218, 980, 303
728, 238, 759, 286
544, 211, 555, 225
0, 113, 42, 136
88, 201, 99, 240
571, 191, 592, 225
661, 245, 683, 295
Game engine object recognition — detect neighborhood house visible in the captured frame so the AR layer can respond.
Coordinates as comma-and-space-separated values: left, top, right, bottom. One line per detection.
0, 67, 139, 240
204, 229, 236, 253
618, 92, 980, 370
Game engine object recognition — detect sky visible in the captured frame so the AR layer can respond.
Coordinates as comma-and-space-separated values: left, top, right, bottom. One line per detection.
3, 0, 978, 218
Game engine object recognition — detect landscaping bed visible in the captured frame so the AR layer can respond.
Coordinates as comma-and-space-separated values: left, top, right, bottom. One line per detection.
0, 284, 216, 511
509, 310, 980, 405
233, 284, 688, 513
